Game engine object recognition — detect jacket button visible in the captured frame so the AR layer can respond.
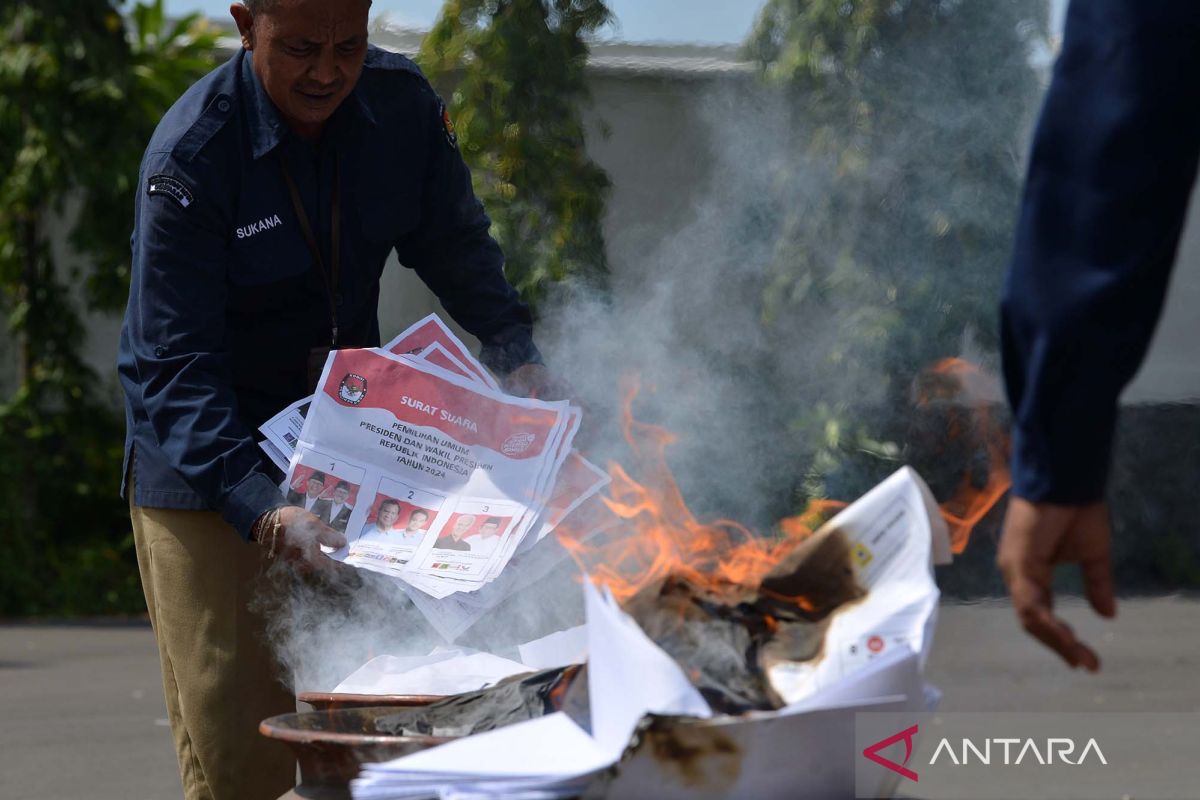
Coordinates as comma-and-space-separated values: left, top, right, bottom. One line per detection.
217, 98, 231, 113
154, 345, 166, 357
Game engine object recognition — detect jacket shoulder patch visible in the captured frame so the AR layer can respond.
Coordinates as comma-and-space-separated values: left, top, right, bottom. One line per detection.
147, 174, 195, 209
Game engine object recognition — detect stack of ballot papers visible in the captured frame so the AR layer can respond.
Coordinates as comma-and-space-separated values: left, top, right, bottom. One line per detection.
257, 315, 610, 638
351, 467, 951, 799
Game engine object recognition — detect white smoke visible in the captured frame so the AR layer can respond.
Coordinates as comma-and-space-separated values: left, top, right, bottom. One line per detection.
260, 5, 1051, 692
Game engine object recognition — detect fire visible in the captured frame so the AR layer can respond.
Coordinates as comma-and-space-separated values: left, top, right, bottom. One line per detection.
559, 381, 844, 607
562, 359, 1009, 604
913, 358, 1011, 553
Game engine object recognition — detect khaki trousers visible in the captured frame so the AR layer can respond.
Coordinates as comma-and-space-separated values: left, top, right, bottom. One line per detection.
131, 500, 296, 800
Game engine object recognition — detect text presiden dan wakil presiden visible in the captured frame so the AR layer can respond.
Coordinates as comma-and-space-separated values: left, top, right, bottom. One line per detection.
116, 1, 563, 797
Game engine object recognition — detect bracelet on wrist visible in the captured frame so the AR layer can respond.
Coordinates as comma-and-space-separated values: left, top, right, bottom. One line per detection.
252, 508, 282, 558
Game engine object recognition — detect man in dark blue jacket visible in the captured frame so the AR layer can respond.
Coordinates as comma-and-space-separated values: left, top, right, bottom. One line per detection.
118, 1, 555, 796
999, 0, 1200, 673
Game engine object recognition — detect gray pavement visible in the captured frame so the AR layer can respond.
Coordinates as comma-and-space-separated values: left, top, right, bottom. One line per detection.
0, 622, 180, 800
2, 597, 1198, 800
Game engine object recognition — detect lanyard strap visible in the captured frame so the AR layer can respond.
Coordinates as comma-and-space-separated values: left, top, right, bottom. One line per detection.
276, 150, 341, 346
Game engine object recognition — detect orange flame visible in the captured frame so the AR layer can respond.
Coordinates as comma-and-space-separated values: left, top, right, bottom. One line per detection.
560, 360, 1010, 604
559, 381, 844, 606
914, 358, 1011, 553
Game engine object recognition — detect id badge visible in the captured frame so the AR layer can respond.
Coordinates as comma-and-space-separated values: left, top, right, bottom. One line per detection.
307, 345, 332, 392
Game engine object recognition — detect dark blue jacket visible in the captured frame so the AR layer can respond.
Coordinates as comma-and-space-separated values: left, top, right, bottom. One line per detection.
1002, 0, 1200, 503
118, 47, 541, 537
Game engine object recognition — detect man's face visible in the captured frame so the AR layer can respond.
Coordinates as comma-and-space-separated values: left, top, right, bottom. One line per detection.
452, 515, 476, 539
407, 511, 428, 532
306, 476, 324, 498
333, 486, 350, 504
232, 0, 370, 140
480, 522, 499, 538
377, 503, 399, 529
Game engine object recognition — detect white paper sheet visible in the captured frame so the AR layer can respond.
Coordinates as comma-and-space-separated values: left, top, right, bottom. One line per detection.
767, 466, 947, 703
516, 625, 587, 671
584, 580, 712, 752
297, 348, 575, 595
257, 332, 493, 468
380, 313, 500, 390
350, 467, 947, 800
256, 314, 609, 639
335, 651, 532, 697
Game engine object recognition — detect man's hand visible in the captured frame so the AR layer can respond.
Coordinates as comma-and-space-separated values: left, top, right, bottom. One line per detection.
996, 498, 1116, 672
502, 363, 573, 401
260, 506, 347, 569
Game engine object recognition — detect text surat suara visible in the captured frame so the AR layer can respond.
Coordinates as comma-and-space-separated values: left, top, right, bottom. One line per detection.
266, 314, 609, 636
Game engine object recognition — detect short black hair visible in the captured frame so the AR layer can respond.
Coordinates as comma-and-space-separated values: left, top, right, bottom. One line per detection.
243, 0, 371, 14
409, 509, 429, 520
379, 498, 400, 513
483, 517, 501, 527
334, 481, 350, 491
308, 471, 327, 484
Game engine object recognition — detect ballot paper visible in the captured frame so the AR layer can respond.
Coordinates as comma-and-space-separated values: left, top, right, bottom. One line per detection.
259, 314, 493, 462
402, 493, 618, 641
292, 347, 575, 595
260, 331, 487, 467
257, 313, 612, 611
379, 314, 500, 391
767, 466, 951, 704
351, 467, 946, 800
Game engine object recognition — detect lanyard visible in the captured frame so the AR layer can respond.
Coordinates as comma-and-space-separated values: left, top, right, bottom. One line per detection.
276, 150, 341, 347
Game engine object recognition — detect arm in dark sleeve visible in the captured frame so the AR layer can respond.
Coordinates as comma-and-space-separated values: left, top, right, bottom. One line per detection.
395, 92, 542, 376
125, 152, 282, 536
1001, 0, 1200, 503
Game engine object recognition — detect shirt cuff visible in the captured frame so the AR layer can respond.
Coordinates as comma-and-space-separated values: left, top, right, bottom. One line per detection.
222, 471, 286, 540
1009, 423, 1114, 505
478, 326, 544, 375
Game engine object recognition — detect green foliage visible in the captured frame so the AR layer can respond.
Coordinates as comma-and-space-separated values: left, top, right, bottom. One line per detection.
743, 0, 1046, 500
0, 1, 216, 616
419, 0, 612, 307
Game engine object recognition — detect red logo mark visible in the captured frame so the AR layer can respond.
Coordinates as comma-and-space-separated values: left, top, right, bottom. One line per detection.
338, 373, 367, 405
502, 432, 536, 456
863, 724, 919, 782
867, 635, 885, 653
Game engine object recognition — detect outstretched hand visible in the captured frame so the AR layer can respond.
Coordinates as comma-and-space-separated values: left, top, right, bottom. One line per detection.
996, 498, 1116, 672
266, 506, 347, 571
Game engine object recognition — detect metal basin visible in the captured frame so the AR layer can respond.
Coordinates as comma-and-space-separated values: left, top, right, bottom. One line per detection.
297, 691, 445, 712
260, 706, 452, 790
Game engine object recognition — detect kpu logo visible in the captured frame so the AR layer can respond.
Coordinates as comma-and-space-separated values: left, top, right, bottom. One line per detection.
501, 432, 536, 456
338, 373, 368, 405
863, 724, 920, 782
